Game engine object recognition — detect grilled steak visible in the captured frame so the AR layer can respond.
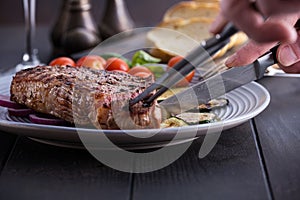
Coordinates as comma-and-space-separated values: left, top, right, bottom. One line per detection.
10, 65, 161, 129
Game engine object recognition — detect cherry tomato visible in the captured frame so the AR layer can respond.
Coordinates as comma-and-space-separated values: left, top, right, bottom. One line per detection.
167, 55, 184, 68
105, 58, 129, 72
76, 55, 106, 70
128, 66, 153, 76
167, 55, 195, 87
49, 57, 76, 67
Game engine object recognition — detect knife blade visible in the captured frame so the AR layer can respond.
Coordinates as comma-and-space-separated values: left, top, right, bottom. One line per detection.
159, 45, 279, 115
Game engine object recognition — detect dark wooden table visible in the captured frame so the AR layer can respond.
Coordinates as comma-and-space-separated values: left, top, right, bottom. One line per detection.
0, 1, 299, 199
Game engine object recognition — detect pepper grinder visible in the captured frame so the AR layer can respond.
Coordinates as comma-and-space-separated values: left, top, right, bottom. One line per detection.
51, 0, 101, 56
99, 0, 135, 39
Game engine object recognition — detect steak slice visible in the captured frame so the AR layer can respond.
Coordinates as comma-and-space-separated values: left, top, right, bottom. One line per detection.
10, 65, 161, 129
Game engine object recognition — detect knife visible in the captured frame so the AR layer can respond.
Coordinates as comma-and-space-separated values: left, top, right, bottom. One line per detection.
159, 45, 279, 115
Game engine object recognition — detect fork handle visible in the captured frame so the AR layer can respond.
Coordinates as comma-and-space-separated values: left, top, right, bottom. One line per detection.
202, 23, 238, 49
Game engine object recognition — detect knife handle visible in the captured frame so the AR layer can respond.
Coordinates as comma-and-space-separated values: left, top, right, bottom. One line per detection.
255, 44, 280, 79
269, 44, 279, 64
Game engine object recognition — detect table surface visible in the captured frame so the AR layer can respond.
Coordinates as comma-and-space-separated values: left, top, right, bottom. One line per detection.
0, 2, 300, 200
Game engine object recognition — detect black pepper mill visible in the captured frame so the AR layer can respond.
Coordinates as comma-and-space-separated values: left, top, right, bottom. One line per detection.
51, 0, 101, 56
99, 0, 135, 39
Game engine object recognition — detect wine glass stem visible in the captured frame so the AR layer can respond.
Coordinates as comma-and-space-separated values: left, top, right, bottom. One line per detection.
23, 0, 36, 61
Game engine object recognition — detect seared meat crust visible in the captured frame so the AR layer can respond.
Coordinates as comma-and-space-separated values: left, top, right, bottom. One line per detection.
10, 65, 161, 129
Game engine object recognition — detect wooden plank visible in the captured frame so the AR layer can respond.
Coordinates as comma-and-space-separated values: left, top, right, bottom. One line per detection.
255, 77, 300, 200
0, 137, 131, 200
132, 121, 270, 200
0, 132, 17, 173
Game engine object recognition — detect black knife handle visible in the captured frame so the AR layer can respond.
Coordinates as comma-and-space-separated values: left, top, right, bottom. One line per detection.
255, 44, 280, 79
269, 44, 279, 64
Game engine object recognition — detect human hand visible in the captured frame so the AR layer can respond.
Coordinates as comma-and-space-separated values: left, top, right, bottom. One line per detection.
226, 29, 300, 73
210, 0, 300, 73
210, 0, 300, 43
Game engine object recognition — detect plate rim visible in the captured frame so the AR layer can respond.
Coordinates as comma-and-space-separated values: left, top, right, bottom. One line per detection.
0, 74, 270, 148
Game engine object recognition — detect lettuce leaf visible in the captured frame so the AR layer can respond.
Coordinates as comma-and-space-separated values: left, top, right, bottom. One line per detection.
131, 50, 161, 67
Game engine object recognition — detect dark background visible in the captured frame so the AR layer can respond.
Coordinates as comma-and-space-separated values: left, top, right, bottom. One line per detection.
0, 0, 182, 67
0, 0, 182, 26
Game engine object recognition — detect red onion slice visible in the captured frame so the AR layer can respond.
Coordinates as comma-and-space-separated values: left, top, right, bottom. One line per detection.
0, 95, 26, 109
8, 108, 34, 117
29, 113, 69, 126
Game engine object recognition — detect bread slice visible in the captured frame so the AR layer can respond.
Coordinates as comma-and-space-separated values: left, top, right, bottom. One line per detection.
147, 0, 248, 61
157, 18, 214, 43
147, 18, 214, 61
148, 17, 247, 60
163, 1, 220, 22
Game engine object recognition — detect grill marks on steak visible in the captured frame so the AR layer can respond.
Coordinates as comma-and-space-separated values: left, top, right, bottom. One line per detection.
10, 65, 161, 129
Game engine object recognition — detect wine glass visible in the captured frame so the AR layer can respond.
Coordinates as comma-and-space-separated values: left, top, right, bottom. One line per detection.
15, 0, 42, 72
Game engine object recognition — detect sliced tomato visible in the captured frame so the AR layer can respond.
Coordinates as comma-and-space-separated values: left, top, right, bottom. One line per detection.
111, 70, 128, 74
167, 55, 195, 87
105, 58, 129, 72
76, 55, 106, 70
128, 66, 153, 76
132, 72, 153, 78
49, 57, 76, 67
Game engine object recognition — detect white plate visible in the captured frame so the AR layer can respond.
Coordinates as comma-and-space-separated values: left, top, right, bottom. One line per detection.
0, 75, 270, 149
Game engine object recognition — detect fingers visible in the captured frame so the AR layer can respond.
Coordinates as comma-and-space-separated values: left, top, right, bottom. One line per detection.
211, 0, 300, 71
257, 0, 300, 17
246, 20, 297, 44
278, 44, 300, 67
277, 31, 300, 73
279, 62, 300, 74
225, 15, 299, 67
226, 31, 300, 73
219, 0, 298, 43
209, 13, 228, 34
225, 41, 277, 67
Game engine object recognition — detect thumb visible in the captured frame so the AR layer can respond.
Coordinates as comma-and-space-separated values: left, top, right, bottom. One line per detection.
277, 31, 300, 67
